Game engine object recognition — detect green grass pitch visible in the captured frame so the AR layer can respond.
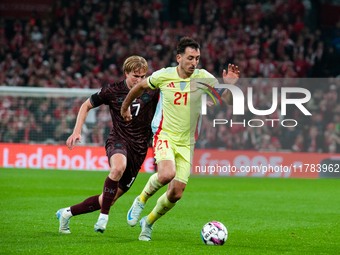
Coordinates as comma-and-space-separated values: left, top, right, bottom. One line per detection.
0, 168, 339, 255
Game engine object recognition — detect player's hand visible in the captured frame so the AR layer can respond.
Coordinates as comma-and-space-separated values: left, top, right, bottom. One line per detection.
223, 64, 240, 85
207, 101, 214, 107
66, 133, 81, 150
121, 107, 132, 122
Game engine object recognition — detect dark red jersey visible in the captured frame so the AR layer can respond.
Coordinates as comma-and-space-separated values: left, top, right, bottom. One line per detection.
90, 80, 160, 154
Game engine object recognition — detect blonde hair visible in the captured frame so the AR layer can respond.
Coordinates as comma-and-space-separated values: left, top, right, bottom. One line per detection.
123, 56, 148, 74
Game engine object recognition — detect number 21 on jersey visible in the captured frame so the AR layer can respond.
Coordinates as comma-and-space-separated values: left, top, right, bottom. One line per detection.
174, 92, 188, 105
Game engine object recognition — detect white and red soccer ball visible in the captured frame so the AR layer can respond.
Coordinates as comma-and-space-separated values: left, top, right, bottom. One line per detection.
201, 221, 228, 245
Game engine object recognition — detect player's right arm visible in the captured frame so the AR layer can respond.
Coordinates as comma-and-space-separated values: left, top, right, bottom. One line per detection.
121, 69, 164, 121
121, 79, 150, 121
67, 87, 107, 149
66, 98, 94, 150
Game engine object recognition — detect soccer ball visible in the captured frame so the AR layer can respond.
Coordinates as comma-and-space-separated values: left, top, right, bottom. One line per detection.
201, 221, 228, 245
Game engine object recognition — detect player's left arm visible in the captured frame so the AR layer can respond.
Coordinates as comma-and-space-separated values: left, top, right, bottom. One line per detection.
221, 64, 240, 105
121, 78, 149, 121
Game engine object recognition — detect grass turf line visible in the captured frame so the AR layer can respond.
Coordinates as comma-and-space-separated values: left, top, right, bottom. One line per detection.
0, 168, 339, 255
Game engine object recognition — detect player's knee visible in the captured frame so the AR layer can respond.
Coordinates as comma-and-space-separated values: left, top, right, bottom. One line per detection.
112, 164, 126, 174
109, 164, 126, 180
158, 172, 175, 185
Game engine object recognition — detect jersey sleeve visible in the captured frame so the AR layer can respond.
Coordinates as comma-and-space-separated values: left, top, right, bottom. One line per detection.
200, 69, 219, 88
147, 68, 165, 89
90, 92, 104, 107
95, 85, 111, 105
203, 71, 226, 98
196, 69, 224, 98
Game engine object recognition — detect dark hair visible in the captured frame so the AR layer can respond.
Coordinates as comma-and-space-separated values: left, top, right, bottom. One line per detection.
177, 37, 200, 55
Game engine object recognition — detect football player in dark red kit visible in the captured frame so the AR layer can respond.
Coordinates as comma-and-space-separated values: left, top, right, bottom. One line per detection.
56, 56, 160, 234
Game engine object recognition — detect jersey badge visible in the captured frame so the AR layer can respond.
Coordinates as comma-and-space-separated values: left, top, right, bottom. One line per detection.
141, 93, 150, 103
180, 81, 186, 91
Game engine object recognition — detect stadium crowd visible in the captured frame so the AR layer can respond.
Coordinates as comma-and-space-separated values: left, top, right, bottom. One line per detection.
0, 0, 340, 153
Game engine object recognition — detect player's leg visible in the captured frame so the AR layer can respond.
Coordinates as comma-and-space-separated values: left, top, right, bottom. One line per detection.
149, 179, 186, 223
98, 187, 125, 207
139, 146, 191, 241
94, 153, 126, 233
56, 188, 125, 233
127, 160, 175, 227
141, 136, 177, 202
127, 136, 175, 227
56, 195, 101, 233
139, 179, 185, 241
140, 160, 176, 203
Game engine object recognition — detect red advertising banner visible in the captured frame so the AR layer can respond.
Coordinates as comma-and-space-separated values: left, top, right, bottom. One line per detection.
2, 144, 340, 178
192, 150, 340, 178
0, 0, 55, 19
0, 143, 155, 173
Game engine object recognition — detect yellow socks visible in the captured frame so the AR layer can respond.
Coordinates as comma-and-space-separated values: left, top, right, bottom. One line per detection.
139, 173, 163, 204
139, 173, 176, 225
146, 192, 176, 225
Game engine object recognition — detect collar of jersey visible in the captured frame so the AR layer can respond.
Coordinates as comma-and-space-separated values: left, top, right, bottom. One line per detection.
175, 66, 192, 81
124, 80, 130, 91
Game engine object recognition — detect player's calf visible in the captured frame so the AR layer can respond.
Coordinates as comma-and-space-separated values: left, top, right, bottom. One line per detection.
140, 173, 164, 203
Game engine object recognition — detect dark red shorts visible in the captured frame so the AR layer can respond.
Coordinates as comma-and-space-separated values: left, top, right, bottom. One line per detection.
105, 139, 146, 192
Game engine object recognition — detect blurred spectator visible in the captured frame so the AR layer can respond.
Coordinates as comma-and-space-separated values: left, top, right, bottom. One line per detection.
281, 126, 300, 150
304, 126, 324, 153
91, 124, 104, 145
292, 134, 304, 152
41, 114, 55, 142
54, 119, 72, 143
29, 124, 44, 143
3, 124, 17, 143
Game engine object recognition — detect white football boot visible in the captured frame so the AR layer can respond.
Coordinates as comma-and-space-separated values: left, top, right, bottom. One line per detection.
127, 196, 145, 227
94, 217, 108, 233
139, 216, 153, 241
56, 208, 71, 233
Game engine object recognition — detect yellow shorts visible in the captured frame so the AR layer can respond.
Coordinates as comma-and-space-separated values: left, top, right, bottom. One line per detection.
153, 134, 193, 184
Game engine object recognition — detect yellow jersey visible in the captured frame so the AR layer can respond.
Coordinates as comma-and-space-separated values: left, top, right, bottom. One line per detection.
148, 66, 218, 145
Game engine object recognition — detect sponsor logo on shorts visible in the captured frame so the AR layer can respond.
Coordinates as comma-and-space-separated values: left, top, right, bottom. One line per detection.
114, 143, 123, 148
160, 149, 167, 158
